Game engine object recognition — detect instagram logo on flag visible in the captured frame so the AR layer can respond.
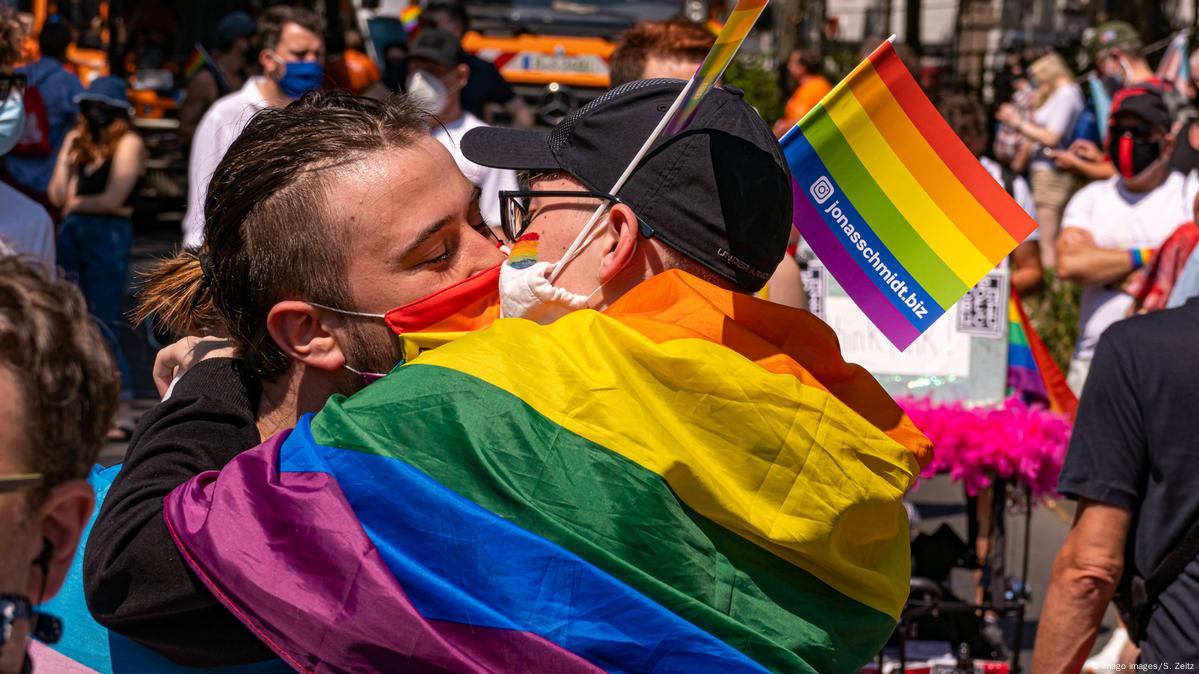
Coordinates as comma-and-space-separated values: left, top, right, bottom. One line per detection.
810, 176, 834, 204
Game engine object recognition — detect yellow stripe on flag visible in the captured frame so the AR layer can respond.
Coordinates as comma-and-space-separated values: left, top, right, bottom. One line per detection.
823, 85, 993, 284
850, 63, 1018, 263
415, 310, 919, 619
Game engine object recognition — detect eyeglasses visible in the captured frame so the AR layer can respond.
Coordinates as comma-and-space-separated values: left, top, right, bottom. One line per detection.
497, 189, 621, 242
0, 473, 42, 495
0, 73, 27, 101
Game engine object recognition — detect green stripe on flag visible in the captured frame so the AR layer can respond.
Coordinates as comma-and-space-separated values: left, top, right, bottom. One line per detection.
804, 108, 967, 308
312, 364, 896, 674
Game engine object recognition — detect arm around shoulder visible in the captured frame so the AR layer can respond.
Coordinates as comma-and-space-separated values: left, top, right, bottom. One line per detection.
83, 357, 273, 665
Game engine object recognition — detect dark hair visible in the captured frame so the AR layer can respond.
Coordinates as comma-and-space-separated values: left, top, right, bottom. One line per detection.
0, 9, 21, 68
424, 1, 470, 33
609, 20, 714, 88
255, 5, 325, 54
789, 48, 822, 73
938, 91, 989, 155
0, 256, 118, 500
38, 18, 73, 60
137, 92, 429, 378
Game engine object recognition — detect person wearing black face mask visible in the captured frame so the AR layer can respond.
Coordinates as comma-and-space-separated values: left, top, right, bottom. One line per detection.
1056, 86, 1197, 396
46, 76, 145, 442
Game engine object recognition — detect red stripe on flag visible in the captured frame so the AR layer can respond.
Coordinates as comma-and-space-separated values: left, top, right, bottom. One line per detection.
866, 43, 1035, 241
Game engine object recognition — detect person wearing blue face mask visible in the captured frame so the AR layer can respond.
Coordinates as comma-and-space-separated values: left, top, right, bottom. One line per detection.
0, 10, 54, 266
182, 6, 326, 249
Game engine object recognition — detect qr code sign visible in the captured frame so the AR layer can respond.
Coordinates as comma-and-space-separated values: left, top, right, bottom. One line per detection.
956, 271, 1007, 339
801, 264, 826, 320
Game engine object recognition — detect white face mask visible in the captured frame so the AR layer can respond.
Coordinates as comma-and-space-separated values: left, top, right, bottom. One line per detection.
499, 260, 596, 323
405, 69, 448, 116
0, 89, 25, 156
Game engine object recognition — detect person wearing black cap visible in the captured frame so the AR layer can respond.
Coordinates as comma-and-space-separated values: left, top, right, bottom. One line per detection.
1035, 102, 1199, 674
1056, 85, 1197, 395
178, 11, 257, 142
47, 75, 145, 440
406, 29, 516, 233
462, 79, 793, 317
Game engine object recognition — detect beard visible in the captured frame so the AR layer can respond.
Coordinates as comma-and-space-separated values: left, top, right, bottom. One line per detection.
342, 319, 405, 377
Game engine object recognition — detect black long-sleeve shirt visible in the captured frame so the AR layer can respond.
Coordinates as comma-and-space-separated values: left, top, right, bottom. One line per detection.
83, 358, 274, 666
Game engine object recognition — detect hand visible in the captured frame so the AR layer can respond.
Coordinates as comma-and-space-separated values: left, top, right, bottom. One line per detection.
61, 195, 80, 216
1067, 139, 1102, 161
996, 103, 1021, 127
772, 117, 795, 138
1059, 228, 1096, 249
1051, 149, 1079, 171
152, 335, 239, 398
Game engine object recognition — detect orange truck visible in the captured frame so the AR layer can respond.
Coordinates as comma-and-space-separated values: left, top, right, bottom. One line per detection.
362, 0, 725, 124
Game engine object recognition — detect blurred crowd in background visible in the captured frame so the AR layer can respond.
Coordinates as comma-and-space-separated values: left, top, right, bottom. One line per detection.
4, 1, 1199, 671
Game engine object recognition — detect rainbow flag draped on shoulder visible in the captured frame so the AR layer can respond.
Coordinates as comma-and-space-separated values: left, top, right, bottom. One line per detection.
163, 271, 931, 673
782, 40, 1038, 350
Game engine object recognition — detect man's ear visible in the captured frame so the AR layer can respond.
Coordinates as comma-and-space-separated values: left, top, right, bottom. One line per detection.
453, 63, 470, 90
598, 203, 639, 284
27, 480, 93, 600
266, 301, 348, 372
259, 49, 278, 78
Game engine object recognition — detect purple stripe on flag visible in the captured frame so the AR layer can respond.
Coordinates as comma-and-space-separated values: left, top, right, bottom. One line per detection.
791, 179, 921, 349
1007, 366, 1048, 401
163, 431, 604, 674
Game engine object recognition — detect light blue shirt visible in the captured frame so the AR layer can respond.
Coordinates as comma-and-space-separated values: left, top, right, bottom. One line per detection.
3, 57, 83, 195
1167, 248, 1199, 309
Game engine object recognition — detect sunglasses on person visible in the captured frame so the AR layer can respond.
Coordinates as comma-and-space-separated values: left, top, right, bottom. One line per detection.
497, 190, 622, 242
0, 73, 27, 101
0, 473, 42, 495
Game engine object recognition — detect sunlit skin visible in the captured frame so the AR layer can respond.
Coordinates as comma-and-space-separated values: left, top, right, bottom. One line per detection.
518, 175, 673, 311
258, 22, 325, 107
641, 55, 701, 81
256, 137, 504, 439
0, 368, 94, 674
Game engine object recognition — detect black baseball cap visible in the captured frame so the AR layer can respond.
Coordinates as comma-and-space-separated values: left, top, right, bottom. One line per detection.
461, 79, 793, 292
407, 29, 465, 68
1110, 85, 1171, 129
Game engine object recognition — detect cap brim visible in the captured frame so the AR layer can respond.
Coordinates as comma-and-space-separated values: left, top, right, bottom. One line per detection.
461, 126, 561, 171
74, 93, 133, 112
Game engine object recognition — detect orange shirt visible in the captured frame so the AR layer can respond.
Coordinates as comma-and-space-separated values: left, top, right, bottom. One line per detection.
782, 75, 833, 125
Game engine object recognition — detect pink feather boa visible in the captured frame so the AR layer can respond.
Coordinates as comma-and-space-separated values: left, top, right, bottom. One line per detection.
899, 396, 1073, 497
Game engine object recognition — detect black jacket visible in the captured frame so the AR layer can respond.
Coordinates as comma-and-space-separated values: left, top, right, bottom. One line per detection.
83, 358, 274, 666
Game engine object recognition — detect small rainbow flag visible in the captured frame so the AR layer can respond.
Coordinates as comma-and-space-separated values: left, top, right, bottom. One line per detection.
663, 0, 767, 136
183, 44, 209, 80
1007, 289, 1077, 419
400, 4, 422, 33
508, 233, 540, 269
781, 40, 1038, 350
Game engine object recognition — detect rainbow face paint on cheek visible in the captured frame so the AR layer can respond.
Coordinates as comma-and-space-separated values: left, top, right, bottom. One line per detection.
507, 233, 541, 270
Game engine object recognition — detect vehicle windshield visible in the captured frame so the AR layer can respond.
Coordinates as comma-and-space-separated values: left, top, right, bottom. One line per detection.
469, 0, 685, 33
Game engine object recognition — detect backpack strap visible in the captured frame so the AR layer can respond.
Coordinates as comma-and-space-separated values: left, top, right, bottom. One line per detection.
1119, 510, 1199, 643
999, 165, 1018, 198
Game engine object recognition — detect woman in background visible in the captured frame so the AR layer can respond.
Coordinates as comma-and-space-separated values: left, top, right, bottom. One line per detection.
996, 51, 1084, 268
48, 75, 145, 439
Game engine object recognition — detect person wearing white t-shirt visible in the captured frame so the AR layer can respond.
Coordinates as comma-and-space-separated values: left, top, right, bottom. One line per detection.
404, 29, 516, 232
182, 6, 326, 248
1057, 87, 1197, 394
997, 52, 1084, 267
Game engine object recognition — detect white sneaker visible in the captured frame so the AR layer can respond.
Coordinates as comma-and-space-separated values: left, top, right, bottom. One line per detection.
1082, 627, 1129, 673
